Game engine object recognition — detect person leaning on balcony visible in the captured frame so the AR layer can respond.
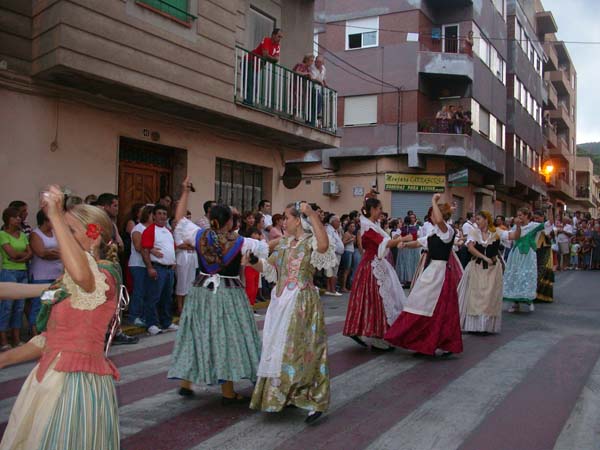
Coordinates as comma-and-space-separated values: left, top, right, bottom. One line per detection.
453, 105, 466, 134
310, 56, 327, 125
464, 30, 474, 57
436, 105, 451, 133
251, 28, 283, 64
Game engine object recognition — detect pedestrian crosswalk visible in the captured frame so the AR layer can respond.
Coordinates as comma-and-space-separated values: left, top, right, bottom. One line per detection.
1, 296, 600, 449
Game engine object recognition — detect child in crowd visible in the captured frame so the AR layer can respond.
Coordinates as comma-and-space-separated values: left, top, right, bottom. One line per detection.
244, 227, 263, 307
570, 237, 581, 270
581, 236, 593, 270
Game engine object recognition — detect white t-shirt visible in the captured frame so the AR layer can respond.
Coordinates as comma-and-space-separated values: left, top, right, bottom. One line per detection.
128, 223, 147, 267
263, 214, 273, 228
462, 220, 477, 238
556, 224, 574, 243
309, 64, 326, 84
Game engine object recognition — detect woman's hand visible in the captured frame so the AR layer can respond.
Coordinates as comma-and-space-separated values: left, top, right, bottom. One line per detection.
41, 185, 64, 218
432, 193, 442, 203
181, 176, 193, 193
299, 202, 313, 217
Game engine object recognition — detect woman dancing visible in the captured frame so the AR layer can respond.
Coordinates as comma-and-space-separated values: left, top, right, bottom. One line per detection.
0, 186, 121, 449
533, 208, 555, 303
248, 202, 336, 424
344, 198, 411, 351
458, 211, 520, 334
168, 177, 267, 402
503, 205, 553, 312
394, 213, 420, 288
385, 194, 463, 356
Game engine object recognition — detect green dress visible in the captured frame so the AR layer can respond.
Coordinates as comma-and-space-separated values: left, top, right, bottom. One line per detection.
250, 234, 337, 413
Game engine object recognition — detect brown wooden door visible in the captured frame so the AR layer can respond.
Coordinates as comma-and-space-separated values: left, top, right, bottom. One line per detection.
118, 163, 161, 230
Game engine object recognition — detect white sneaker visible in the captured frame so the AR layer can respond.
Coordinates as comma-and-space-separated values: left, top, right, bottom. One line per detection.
148, 325, 163, 336
529, 303, 535, 312
324, 291, 336, 296
133, 318, 147, 328
165, 324, 179, 332
334, 292, 343, 297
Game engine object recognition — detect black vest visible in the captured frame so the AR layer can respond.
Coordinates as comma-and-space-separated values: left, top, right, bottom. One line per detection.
427, 231, 454, 261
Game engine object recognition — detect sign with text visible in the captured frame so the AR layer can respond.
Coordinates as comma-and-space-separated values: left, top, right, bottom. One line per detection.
448, 169, 469, 187
384, 173, 446, 192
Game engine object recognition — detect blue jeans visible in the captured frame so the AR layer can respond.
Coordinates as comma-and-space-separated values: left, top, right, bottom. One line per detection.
0, 269, 28, 331
29, 279, 54, 328
350, 251, 362, 284
144, 265, 174, 329
129, 266, 148, 322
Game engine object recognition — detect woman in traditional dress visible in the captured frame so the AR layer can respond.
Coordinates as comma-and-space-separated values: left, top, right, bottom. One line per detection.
0, 186, 121, 449
385, 194, 463, 356
503, 205, 554, 313
248, 202, 336, 424
168, 178, 266, 403
343, 198, 411, 351
458, 211, 520, 334
394, 213, 420, 288
533, 209, 555, 303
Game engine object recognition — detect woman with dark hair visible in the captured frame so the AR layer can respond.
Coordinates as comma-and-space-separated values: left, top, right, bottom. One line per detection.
458, 211, 520, 334
240, 211, 256, 237
268, 213, 284, 241
503, 205, 554, 313
385, 194, 463, 356
533, 209, 554, 302
248, 201, 336, 423
343, 198, 412, 351
169, 178, 267, 402
0, 207, 32, 350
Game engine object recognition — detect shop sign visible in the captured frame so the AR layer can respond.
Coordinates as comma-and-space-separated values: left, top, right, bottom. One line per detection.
448, 169, 469, 187
384, 173, 446, 192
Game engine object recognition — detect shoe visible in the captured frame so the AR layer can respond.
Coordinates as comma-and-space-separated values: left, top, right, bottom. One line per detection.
253, 312, 262, 317
508, 304, 520, 313
324, 291, 336, 296
333, 292, 343, 297
305, 411, 323, 424
148, 325, 163, 336
112, 332, 139, 345
529, 303, 535, 312
349, 335, 368, 348
133, 318, 147, 328
165, 324, 179, 332
371, 345, 395, 353
178, 387, 194, 398
221, 394, 249, 405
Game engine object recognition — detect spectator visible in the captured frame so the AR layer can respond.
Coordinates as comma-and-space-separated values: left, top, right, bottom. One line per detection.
196, 200, 216, 229
463, 111, 473, 135
458, 212, 477, 267
96, 193, 125, 253
310, 55, 328, 126
268, 213, 284, 241
84, 194, 97, 205
128, 205, 154, 327
340, 221, 356, 292
0, 207, 32, 350
435, 105, 451, 133
64, 195, 83, 210
8, 201, 31, 236
570, 237, 581, 270
448, 105, 457, 133
254, 212, 266, 240
252, 28, 283, 64
325, 215, 344, 296
258, 200, 273, 229
244, 227, 263, 308
174, 211, 198, 315
141, 204, 178, 335
28, 209, 63, 335
464, 30, 474, 56
122, 203, 145, 271
556, 218, 573, 271
240, 211, 256, 237
453, 105, 465, 134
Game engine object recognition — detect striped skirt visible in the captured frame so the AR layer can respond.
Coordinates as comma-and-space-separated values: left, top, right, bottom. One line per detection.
0, 365, 119, 450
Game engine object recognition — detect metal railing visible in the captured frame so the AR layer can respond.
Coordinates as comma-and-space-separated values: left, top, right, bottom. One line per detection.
234, 47, 338, 133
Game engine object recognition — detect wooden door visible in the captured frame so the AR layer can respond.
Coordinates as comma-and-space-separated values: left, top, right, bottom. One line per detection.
118, 163, 160, 231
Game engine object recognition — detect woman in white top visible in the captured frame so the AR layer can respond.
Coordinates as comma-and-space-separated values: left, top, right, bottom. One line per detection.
128, 205, 154, 326
174, 211, 199, 315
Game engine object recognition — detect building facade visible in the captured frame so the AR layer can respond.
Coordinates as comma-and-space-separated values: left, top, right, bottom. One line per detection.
0, 0, 339, 224
284, 0, 576, 221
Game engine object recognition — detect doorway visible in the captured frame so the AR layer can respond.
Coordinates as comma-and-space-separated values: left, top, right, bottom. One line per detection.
117, 137, 185, 230
442, 24, 459, 54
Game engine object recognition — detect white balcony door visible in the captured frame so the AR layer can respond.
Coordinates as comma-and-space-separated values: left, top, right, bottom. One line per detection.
248, 7, 275, 51
442, 24, 459, 54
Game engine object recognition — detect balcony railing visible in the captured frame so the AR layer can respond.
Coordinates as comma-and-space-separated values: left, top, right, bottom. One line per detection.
234, 47, 338, 134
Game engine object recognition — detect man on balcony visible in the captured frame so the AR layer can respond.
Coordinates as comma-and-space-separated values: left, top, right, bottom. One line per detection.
252, 28, 283, 63
245, 28, 283, 105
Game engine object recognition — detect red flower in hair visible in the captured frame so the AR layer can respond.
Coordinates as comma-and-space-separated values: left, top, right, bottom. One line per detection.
86, 223, 102, 240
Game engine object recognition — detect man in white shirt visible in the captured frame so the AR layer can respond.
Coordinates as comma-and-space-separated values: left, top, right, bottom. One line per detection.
258, 199, 273, 230
141, 204, 179, 335
556, 217, 574, 271
325, 215, 344, 296
458, 212, 477, 267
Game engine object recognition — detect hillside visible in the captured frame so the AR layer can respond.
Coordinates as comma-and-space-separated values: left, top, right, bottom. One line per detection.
577, 142, 600, 175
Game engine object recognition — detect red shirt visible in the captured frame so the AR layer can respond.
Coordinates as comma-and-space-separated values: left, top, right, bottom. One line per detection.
252, 37, 280, 60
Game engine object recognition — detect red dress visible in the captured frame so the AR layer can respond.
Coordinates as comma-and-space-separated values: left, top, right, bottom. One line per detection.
384, 230, 463, 355
343, 228, 389, 338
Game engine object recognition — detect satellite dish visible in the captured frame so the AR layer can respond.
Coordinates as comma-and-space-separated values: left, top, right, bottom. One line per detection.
281, 166, 302, 189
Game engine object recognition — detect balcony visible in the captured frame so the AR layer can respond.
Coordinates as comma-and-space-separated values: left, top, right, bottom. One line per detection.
549, 136, 571, 163
536, 11, 558, 35
543, 42, 558, 72
547, 175, 575, 200
418, 51, 474, 81
575, 186, 595, 208
234, 47, 338, 135
549, 102, 573, 130
549, 68, 573, 96
514, 163, 547, 196
543, 123, 557, 149
544, 80, 558, 109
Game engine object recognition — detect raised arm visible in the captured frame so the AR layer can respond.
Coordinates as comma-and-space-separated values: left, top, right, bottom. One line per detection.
43, 186, 95, 293
507, 221, 521, 241
430, 193, 448, 233
301, 203, 328, 253
174, 176, 192, 224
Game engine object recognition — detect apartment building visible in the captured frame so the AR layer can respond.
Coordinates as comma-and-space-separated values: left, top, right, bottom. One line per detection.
534, 0, 578, 211
284, 0, 577, 220
572, 156, 596, 215
0, 0, 339, 223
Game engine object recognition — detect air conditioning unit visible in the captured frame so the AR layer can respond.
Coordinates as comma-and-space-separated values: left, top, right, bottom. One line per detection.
322, 180, 340, 196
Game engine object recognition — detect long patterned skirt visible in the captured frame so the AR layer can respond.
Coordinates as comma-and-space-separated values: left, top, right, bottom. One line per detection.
395, 247, 421, 285
0, 366, 119, 450
250, 287, 329, 413
503, 248, 537, 304
168, 284, 261, 385
536, 246, 554, 303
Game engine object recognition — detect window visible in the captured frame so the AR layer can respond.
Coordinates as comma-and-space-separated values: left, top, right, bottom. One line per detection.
479, 108, 490, 137
501, 123, 506, 150
514, 77, 520, 101
515, 136, 521, 161
248, 7, 276, 51
442, 24, 460, 53
480, 37, 490, 66
137, 0, 192, 22
495, 119, 504, 148
491, 0, 505, 18
344, 95, 378, 126
215, 158, 264, 213
346, 17, 379, 50
313, 32, 319, 57
471, 99, 480, 133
